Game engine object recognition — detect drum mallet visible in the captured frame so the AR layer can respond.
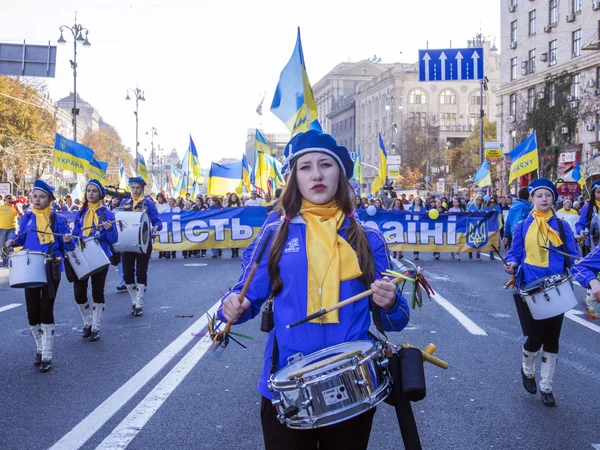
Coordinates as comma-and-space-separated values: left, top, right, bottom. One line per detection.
401, 343, 449, 370
540, 245, 581, 261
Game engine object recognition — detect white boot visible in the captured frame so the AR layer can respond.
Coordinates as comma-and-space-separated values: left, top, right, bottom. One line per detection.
40, 323, 55, 372
90, 303, 104, 341
126, 284, 138, 314
134, 285, 146, 316
540, 351, 558, 406
521, 346, 538, 394
78, 303, 92, 338
29, 324, 42, 366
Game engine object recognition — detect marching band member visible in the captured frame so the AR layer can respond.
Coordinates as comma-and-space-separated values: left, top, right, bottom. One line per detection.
570, 245, 600, 320
71, 180, 118, 340
219, 130, 410, 449
6, 180, 75, 372
575, 180, 600, 255
504, 178, 579, 407
119, 177, 162, 316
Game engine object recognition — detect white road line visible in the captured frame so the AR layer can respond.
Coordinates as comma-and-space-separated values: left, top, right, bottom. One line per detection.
50, 300, 222, 450
565, 310, 600, 334
0, 303, 22, 313
592, 444, 600, 449
95, 333, 214, 449
430, 292, 487, 336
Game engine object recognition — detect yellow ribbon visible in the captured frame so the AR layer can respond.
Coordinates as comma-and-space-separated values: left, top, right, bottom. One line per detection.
300, 200, 362, 324
32, 206, 54, 244
524, 208, 563, 268
82, 202, 102, 237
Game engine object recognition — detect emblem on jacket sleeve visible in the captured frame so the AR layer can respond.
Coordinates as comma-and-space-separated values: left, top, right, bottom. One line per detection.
284, 237, 300, 253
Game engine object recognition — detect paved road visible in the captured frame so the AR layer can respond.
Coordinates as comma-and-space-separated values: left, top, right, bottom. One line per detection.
1, 249, 599, 450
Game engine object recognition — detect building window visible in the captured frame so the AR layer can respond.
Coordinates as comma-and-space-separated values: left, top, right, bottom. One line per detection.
440, 113, 457, 126
549, 82, 556, 106
510, 0, 517, 6
470, 92, 487, 106
408, 89, 427, 104
509, 93, 517, 117
571, 73, 581, 99
528, 88, 536, 111
549, 40, 557, 66
549, 0, 558, 25
409, 112, 426, 127
469, 113, 478, 126
573, 29, 581, 57
528, 49, 536, 73
528, 10, 536, 35
573, 0, 581, 13
511, 20, 518, 43
511, 57, 517, 80
439, 89, 457, 105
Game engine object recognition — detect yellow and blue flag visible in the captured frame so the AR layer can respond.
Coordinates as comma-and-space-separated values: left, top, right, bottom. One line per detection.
473, 160, 492, 187
508, 131, 538, 184
270, 27, 318, 136
137, 153, 149, 182
151, 174, 160, 195
242, 154, 252, 192
118, 158, 129, 191
88, 157, 109, 185
208, 161, 243, 196
53, 133, 95, 175
181, 135, 201, 180
353, 146, 363, 184
572, 162, 584, 188
371, 134, 387, 195
255, 129, 274, 155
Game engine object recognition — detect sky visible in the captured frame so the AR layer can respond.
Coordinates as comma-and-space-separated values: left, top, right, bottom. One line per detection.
1, 0, 501, 167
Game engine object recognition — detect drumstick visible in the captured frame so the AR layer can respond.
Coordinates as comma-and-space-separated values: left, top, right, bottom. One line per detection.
80, 219, 124, 232
286, 276, 405, 329
490, 245, 509, 265
540, 245, 581, 261
401, 343, 449, 370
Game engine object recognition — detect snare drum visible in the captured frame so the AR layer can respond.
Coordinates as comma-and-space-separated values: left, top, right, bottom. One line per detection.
112, 210, 150, 254
519, 274, 578, 320
268, 340, 391, 429
8, 250, 47, 288
65, 237, 110, 279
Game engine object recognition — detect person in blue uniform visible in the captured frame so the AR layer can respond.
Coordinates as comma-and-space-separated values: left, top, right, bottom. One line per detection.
570, 243, 600, 319
6, 180, 75, 372
71, 180, 118, 340
505, 178, 579, 407
219, 130, 411, 450
575, 180, 600, 255
119, 177, 162, 316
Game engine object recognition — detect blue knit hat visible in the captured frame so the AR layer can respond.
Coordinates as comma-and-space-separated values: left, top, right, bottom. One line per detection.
528, 178, 558, 202
128, 176, 146, 187
32, 179, 55, 200
86, 179, 106, 199
591, 180, 600, 192
281, 130, 354, 179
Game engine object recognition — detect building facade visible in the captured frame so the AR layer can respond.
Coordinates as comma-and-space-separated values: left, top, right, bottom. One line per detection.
244, 128, 290, 167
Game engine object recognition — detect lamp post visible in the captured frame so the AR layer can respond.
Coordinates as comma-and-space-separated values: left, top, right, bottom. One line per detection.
58, 14, 91, 143
126, 87, 146, 170
146, 127, 158, 176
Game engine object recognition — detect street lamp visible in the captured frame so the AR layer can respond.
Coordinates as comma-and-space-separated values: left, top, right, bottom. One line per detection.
146, 127, 158, 176
58, 14, 91, 143
126, 87, 146, 170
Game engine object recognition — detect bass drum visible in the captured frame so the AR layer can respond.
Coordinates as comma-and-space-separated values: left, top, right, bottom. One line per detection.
589, 214, 600, 249
113, 210, 151, 254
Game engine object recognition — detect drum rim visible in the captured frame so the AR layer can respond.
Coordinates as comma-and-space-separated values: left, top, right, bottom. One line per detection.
520, 274, 572, 295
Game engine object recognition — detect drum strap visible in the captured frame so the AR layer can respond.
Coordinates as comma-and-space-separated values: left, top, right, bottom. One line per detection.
555, 217, 571, 272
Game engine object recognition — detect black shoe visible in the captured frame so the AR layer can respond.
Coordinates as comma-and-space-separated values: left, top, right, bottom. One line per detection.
90, 330, 100, 341
134, 307, 143, 317
34, 353, 42, 366
40, 360, 52, 373
469, 253, 473, 259
82, 325, 92, 339
195, 253, 201, 258
541, 391, 555, 407
116, 285, 127, 292
132, 305, 136, 315
521, 368, 537, 394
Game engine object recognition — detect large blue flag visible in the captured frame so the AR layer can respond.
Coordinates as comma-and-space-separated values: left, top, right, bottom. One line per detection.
507, 131, 538, 184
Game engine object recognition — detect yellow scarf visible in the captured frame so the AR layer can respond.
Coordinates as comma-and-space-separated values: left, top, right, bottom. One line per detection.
32, 206, 54, 244
131, 195, 143, 210
83, 202, 102, 237
595, 200, 600, 210
300, 200, 362, 324
524, 208, 563, 268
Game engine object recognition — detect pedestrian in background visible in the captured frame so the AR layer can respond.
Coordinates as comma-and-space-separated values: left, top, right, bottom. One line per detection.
409, 196, 425, 260
210, 196, 223, 258
0, 194, 22, 267
448, 197, 464, 260
227, 193, 242, 258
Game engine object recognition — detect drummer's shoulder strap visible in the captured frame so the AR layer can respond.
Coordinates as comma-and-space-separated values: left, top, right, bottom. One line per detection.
555, 216, 571, 270
50, 212, 57, 233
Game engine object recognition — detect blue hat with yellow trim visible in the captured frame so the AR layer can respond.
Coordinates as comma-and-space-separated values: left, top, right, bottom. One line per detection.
86, 179, 106, 199
528, 178, 558, 202
591, 180, 600, 192
282, 130, 354, 179
32, 179, 55, 200
128, 176, 146, 187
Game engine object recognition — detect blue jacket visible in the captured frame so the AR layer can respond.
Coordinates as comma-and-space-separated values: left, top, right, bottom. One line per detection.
408, 205, 425, 212
571, 243, 600, 288
217, 216, 411, 398
13, 210, 76, 271
119, 197, 163, 231
467, 202, 486, 213
505, 214, 579, 287
504, 199, 532, 239
575, 202, 596, 236
72, 205, 118, 258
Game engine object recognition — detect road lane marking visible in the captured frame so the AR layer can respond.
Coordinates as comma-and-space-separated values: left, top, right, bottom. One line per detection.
95, 333, 214, 449
50, 300, 222, 450
565, 310, 600, 334
0, 303, 22, 313
592, 444, 600, 449
430, 292, 487, 336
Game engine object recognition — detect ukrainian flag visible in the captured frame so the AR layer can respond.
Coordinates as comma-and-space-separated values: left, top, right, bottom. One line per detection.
255, 129, 273, 155
371, 134, 387, 195
508, 131, 538, 184
572, 162, 585, 188
473, 160, 492, 187
208, 161, 244, 195
270, 27, 318, 136
137, 153, 149, 182
353, 146, 363, 184
170, 165, 181, 187
118, 158, 129, 191
181, 135, 201, 180
242, 154, 252, 192
151, 174, 160, 195
53, 133, 94, 175
88, 157, 109, 185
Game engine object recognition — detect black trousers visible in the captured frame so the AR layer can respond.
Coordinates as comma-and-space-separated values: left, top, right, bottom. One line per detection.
73, 267, 109, 305
25, 280, 60, 326
260, 397, 376, 450
514, 294, 564, 353
122, 243, 152, 285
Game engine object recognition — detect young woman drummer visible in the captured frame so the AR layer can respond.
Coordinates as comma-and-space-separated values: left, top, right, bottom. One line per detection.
219, 130, 411, 450
71, 180, 118, 340
6, 180, 75, 372
504, 178, 579, 407
119, 177, 162, 316
575, 180, 600, 255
